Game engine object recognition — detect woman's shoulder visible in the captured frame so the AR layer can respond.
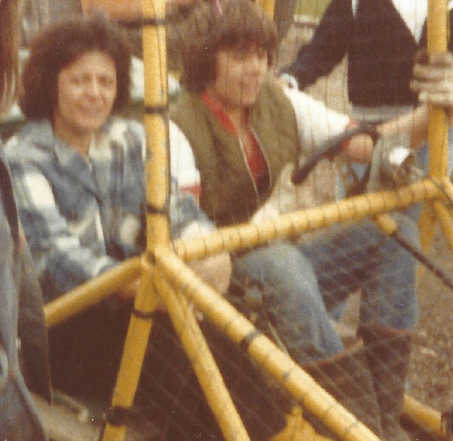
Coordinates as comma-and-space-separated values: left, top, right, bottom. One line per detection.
101, 116, 146, 142
4, 119, 55, 163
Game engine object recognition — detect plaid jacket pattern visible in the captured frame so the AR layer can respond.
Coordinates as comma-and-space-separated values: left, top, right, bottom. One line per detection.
5, 118, 210, 301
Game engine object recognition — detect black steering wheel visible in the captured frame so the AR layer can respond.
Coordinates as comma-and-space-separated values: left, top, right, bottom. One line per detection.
291, 123, 380, 186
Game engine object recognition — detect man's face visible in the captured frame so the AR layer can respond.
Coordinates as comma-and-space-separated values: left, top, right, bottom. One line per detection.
207, 47, 268, 110
53, 50, 117, 140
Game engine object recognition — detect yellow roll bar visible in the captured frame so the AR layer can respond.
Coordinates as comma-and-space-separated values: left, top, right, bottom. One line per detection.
42, 1, 453, 440
419, 0, 450, 253
155, 247, 381, 441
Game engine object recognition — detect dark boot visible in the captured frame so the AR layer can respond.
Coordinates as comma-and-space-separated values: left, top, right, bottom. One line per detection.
304, 343, 383, 438
360, 326, 412, 441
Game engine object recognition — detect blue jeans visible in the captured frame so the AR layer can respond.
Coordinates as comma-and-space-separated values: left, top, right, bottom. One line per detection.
231, 214, 419, 365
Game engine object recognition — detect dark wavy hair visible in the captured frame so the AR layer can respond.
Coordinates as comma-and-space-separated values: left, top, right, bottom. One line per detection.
180, 0, 277, 92
20, 15, 132, 120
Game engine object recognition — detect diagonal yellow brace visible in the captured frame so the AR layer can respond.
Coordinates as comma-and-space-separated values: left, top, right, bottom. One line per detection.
404, 395, 449, 439
174, 180, 439, 262
155, 270, 250, 441
45, 257, 141, 329
155, 247, 382, 441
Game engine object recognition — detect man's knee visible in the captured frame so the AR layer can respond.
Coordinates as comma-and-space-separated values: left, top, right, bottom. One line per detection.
233, 242, 318, 294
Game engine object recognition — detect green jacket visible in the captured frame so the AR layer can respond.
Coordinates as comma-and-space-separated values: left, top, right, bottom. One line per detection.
171, 81, 299, 226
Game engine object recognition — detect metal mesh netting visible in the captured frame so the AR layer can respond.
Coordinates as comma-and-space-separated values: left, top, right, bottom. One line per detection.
9, 1, 452, 441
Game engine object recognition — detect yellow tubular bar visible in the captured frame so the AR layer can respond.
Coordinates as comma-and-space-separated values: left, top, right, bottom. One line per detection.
102, 259, 160, 441
428, 0, 449, 179
419, 0, 449, 253
174, 180, 439, 262
45, 180, 445, 328
44, 257, 141, 328
155, 272, 250, 441
103, 0, 170, 439
373, 213, 399, 236
155, 248, 381, 441
142, 0, 170, 249
404, 395, 448, 439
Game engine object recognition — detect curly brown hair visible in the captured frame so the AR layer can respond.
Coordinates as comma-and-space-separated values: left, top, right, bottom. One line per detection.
20, 15, 132, 120
180, 0, 277, 92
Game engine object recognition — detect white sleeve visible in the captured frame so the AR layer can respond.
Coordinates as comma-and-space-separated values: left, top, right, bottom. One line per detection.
169, 120, 201, 193
284, 87, 350, 154
168, 120, 215, 238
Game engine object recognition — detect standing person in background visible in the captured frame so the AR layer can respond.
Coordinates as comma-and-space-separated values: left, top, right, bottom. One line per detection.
281, 0, 453, 213
0, 0, 52, 439
281, 0, 453, 124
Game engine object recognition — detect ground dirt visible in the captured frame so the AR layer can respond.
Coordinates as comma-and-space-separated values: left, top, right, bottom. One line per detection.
278, 23, 453, 416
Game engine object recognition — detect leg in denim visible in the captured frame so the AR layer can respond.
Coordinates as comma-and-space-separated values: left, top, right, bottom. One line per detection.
232, 215, 418, 366
299, 215, 419, 333
359, 214, 419, 330
232, 242, 344, 366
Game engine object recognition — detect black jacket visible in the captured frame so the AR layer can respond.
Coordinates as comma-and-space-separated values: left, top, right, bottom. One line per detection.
284, 0, 453, 107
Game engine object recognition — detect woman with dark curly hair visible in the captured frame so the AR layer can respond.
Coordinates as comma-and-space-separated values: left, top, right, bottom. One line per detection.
0, 0, 51, 439
8, 14, 141, 299
5, 15, 228, 433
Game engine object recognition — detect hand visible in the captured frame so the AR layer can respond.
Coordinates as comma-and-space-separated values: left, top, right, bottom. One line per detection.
411, 50, 453, 113
346, 133, 375, 163
189, 251, 232, 295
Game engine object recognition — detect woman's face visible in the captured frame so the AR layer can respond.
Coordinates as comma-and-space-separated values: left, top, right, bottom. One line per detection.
207, 47, 268, 111
54, 50, 117, 139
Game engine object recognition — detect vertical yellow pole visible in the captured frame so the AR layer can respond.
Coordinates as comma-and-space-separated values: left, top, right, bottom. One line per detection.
102, 261, 160, 441
419, 0, 449, 253
427, 0, 449, 179
102, 0, 169, 439
142, 0, 170, 249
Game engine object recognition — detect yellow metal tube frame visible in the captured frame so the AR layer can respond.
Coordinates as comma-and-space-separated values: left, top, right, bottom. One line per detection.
46, 0, 453, 439
418, 0, 450, 253
155, 247, 380, 441
45, 177, 448, 440
404, 395, 450, 439
102, 0, 175, 438
45, 257, 141, 328
155, 270, 250, 440
46, 179, 440, 329
101, 258, 160, 441
174, 179, 439, 262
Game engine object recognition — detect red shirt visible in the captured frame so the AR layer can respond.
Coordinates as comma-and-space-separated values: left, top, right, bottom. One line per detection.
201, 91, 269, 186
